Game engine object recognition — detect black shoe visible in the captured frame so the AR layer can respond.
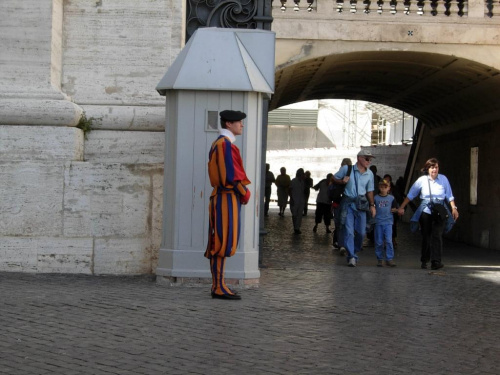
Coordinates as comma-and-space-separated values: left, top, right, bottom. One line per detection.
421, 262, 427, 269
294, 229, 301, 234
326, 227, 332, 233
431, 262, 444, 270
313, 224, 318, 233
211, 292, 241, 300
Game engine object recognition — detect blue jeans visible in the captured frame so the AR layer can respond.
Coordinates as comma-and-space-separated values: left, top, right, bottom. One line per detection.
374, 224, 394, 261
343, 204, 366, 260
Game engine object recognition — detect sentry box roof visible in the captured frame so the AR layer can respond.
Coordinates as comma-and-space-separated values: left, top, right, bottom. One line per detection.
156, 28, 275, 98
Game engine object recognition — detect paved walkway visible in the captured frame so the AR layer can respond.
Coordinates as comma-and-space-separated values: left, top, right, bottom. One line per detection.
1, 207, 499, 374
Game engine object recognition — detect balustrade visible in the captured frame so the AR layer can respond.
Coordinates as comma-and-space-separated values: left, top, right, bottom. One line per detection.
274, 0, 500, 17
185, 0, 500, 42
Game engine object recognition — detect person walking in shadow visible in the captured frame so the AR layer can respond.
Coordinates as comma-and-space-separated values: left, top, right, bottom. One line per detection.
264, 163, 275, 217
289, 168, 306, 234
303, 171, 313, 216
332, 158, 352, 256
313, 173, 333, 234
275, 167, 291, 217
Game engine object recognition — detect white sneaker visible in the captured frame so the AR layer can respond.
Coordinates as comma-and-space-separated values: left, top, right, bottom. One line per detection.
348, 258, 356, 267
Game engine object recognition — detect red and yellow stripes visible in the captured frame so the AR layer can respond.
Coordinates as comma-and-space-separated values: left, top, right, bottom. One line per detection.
205, 190, 241, 258
207, 136, 250, 196
209, 257, 234, 296
205, 135, 251, 295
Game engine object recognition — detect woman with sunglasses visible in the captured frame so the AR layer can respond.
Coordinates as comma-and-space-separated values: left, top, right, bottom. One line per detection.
397, 158, 459, 270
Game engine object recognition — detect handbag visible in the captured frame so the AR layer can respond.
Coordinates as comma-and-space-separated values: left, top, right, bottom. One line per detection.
355, 195, 370, 211
354, 170, 370, 211
427, 179, 449, 222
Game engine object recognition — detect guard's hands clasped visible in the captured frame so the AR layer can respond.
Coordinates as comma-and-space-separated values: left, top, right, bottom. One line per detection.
240, 189, 251, 205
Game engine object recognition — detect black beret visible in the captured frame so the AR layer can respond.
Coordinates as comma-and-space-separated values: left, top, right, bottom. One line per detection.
220, 110, 247, 122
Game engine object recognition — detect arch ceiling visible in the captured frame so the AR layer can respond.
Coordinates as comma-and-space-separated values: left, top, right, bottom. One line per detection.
270, 51, 500, 133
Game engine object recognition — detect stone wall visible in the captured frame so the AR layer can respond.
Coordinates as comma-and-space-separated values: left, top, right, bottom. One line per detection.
1, 0, 498, 276
0, 0, 181, 274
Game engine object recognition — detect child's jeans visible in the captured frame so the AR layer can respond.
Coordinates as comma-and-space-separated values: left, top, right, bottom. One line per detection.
374, 224, 394, 260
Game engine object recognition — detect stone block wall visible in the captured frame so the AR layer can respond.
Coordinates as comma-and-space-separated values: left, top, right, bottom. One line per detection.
0, 126, 165, 274
0, 0, 180, 274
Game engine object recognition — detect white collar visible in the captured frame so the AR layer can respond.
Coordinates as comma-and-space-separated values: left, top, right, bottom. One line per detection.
219, 128, 236, 143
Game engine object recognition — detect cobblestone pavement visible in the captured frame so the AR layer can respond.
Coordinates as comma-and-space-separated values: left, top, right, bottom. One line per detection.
1, 207, 499, 374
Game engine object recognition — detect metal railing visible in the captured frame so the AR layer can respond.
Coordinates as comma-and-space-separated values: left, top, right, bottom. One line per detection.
185, 0, 273, 41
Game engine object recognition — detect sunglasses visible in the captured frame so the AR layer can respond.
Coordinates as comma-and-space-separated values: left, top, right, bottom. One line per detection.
364, 157, 372, 162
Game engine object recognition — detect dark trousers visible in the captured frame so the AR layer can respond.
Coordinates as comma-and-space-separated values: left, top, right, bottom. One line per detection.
264, 186, 272, 215
303, 192, 310, 215
332, 205, 344, 247
315, 203, 332, 226
419, 212, 445, 264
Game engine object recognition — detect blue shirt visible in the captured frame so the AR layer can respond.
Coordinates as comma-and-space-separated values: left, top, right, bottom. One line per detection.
374, 194, 397, 226
334, 164, 374, 198
407, 174, 455, 215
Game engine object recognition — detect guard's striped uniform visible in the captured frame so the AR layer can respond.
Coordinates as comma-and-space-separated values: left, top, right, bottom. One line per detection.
205, 135, 250, 296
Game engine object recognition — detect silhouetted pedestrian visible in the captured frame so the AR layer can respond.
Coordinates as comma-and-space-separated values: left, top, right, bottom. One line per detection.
289, 168, 306, 234
303, 171, 313, 216
313, 173, 333, 234
276, 167, 291, 217
264, 163, 275, 217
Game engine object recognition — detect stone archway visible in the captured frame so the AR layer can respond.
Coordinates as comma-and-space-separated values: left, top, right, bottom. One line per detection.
267, 50, 500, 249
271, 50, 500, 134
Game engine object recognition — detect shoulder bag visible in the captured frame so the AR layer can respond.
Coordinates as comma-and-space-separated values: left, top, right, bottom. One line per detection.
427, 178, 449, 222
354, 169, 370, 211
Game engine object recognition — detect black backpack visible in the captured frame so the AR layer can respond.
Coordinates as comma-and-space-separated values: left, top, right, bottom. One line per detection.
328, 165, 353, 203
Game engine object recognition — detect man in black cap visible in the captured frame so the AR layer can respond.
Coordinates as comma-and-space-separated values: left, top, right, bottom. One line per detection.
205, 110, 251, 300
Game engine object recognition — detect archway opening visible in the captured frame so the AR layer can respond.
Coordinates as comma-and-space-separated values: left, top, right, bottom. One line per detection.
263, 51, 500, 249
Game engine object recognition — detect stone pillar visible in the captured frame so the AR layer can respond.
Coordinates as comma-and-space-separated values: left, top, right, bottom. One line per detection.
0, 0, 82, 126
0, 0, 85, 274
